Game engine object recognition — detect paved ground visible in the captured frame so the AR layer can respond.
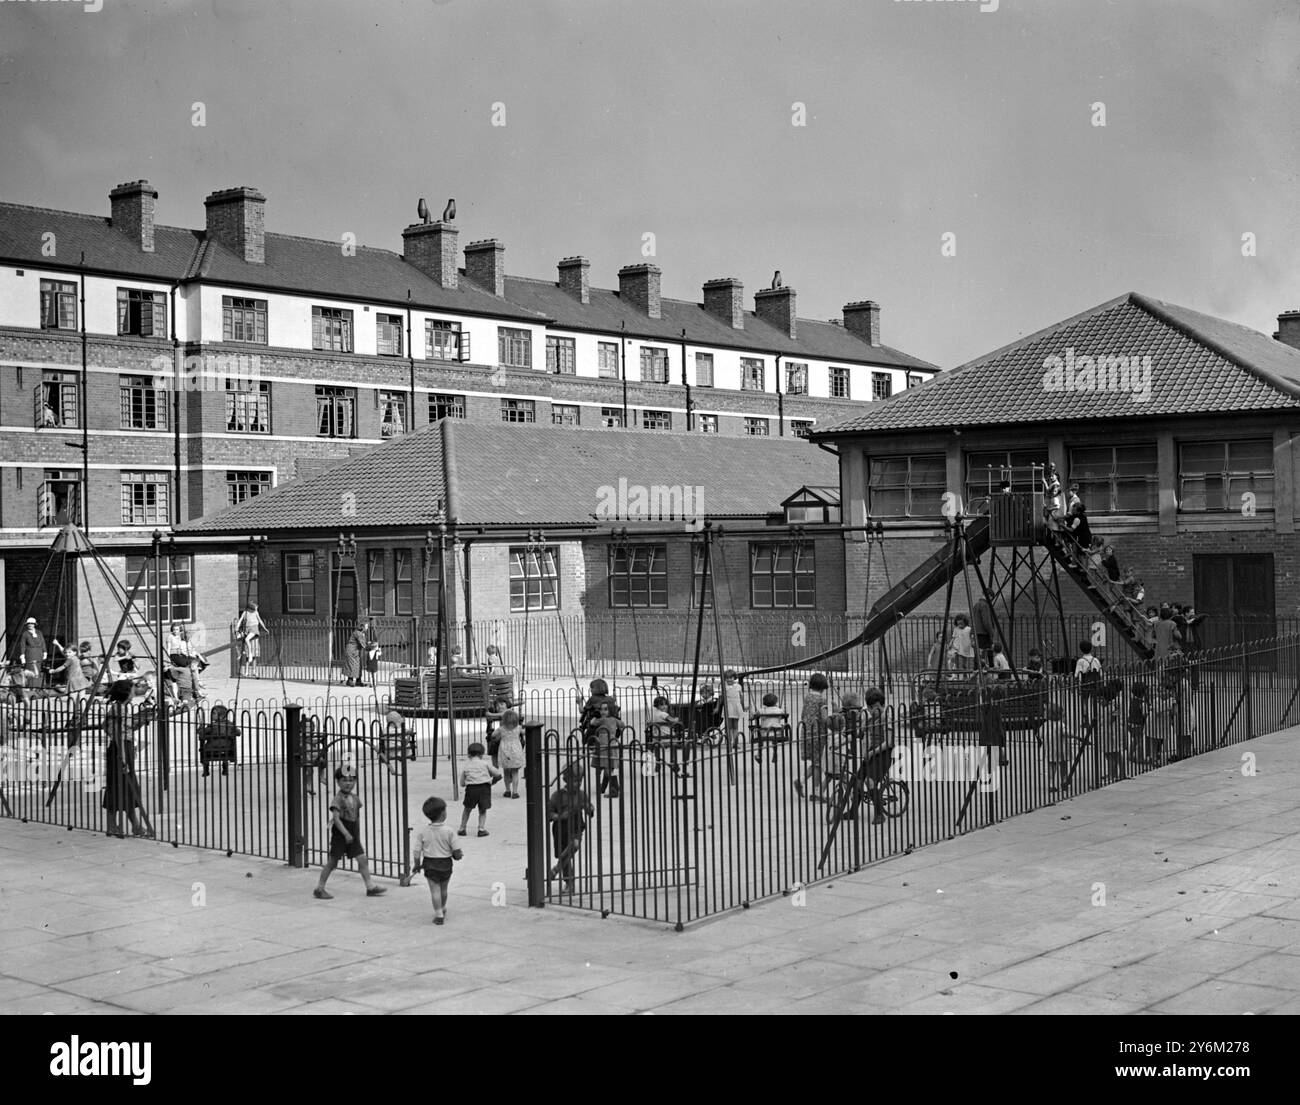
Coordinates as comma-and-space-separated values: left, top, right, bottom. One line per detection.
2, 723, 1299, 1015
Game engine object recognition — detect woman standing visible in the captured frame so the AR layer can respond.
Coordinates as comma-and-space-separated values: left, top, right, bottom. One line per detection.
342, 619, 372, 687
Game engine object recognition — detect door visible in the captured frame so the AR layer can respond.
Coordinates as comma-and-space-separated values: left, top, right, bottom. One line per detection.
1194, 554, 1275, 652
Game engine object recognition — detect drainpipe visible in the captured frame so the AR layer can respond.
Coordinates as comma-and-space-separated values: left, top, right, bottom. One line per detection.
620, 321, 629, 427
170, 281, 181, 526
78, 254, 89, 527
775, 353, 784, 437
406, 290, 416, 432
680, 329, 692, 432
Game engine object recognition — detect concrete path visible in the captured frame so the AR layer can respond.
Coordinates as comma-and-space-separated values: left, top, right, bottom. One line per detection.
2, 725, 1299, 1014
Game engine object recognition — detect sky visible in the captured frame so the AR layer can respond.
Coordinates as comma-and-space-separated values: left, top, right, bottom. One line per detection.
1, 0, 1297, 370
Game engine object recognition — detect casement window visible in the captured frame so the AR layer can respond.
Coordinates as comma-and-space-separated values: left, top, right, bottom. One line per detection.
120, 471, 170, 526
642, 409, 671, 431
598, 342, 620, 379
367, 550, 386, 615
237, 553, 260, 609
697, 413, 719, 434
125, 554, 193, 623
40, 280, 77, 330
226, 378, 270, 433
283, 552, 316, 614
222, 296, 268, 344
119, 375, 168, 430
36, 370, 79, 429
750, 542, 816, 609
691, 542, 714, 608
790, 420, 813, 439
429, 393, 466, 421
117, 288, 167, 337
741, 358, 765, 391
601, 407, 624, 428
500, 398, 536, 423
831, 367, 851, 399
965, 450, 1042, 505
377, 314, 404, 357
608, 544, 668, 608
1178, 439, 1274, 513
226, 470, 272, 507
785, 363, 808, 395
422, 548, 442, 615
378, 390, 407, 438
745, 417, 769, 437
546, 336, 576, 375
640, 347, 669, 384
312, 306, 353, 353
316, 386, 356, 438
1069, 445, 1159, 513
552, 404, 580, 426
509, 546, 559, 611
498, 327, 531, 368
426, 320, 469, 362
695, 352, 714, 388
785, 491, 842, 525
37, 470, 80, 529
869, 455, 946, 518
907, 373, 924, 389
871, 372, 892, 400
394, 549, 414, 616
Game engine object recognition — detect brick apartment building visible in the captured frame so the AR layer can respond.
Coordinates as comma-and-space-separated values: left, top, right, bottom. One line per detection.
0, 178, 935, 644
816, 291, 1300, 652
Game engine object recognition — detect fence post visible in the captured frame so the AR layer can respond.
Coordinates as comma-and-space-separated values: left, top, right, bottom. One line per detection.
285, 704, 304, 868
524, 721, 546, 907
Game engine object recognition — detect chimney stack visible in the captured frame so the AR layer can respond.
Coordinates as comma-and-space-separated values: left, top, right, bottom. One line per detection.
558, 256, 590, 304
755, 285, 797, 340
702, 277, 744, 330
109, 180, 157, 253
465, 239, 506, 297
618, 263, 661, 320
404, 222, 459, 290
204, 187, 266, 264
843, 300, 881, 346
1274, 309, 1300, 352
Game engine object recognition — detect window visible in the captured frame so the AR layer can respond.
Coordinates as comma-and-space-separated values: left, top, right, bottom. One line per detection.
741, 358, 765, 391
791, 420, 813, 439
697, 413, 719, 434
869, 455, 945, 518
785, 492, 842, 525
222, 296, 267, 344
376, 313, 403, 357
283, 552, 316, 614
695, 352, 714, 388
237, 552, 259, 609
642, 409, 671, 431
831, 367, 851, 399
965, 450, 1042, 505
750, 542, 815, 609
498, 327, 531, 368
226, 470, 272, 507
226, 378, 270, 433
119, 375, 168, 430
117, 288, 167, 338
786, 363, 808, 395
429, 393, 466, 421
691, 542, 713, 607
37, 470, 80, 528
426, 320, 467, 362
871, 372, 892, 400
1178, 439, 1274, 513
640, 347, 669, 384
546, 336, 576, 375
598, 342, 620, 379
40, 280, 77, 330
601, 407, 625, 428
422, 548, 442, 615
120, 471, 170, 526
907, 373, 924, 389
378, 390, 407, 438
125, 555, 193, 623
37, 370, 79, 429
552, 404, 580, 426
367, 550, 386, 615
316, 386, 356, 438
509, 546, 559, 611
394, 549, 414, 616
1069, 445, 1158, 513
501, 399, 536, 423
608, 544, 668, 608
312, 306, 353, 353
745, 417, 769, 437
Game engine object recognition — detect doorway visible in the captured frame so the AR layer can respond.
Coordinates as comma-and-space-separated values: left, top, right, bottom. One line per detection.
1193, 553, 1275, 651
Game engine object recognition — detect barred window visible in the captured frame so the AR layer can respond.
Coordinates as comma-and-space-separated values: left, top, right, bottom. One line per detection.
598, 342, 620, 379
316, 386, 356, 438
745, 417, 769, 437
120, 471, 170, 526
126, 554, 192, 623
226, 378, 270, 433
117, 288, 167, 337
965, 450, 1042, 505
40, 280, 77, 330
552, 404, 580, 426
226, 470, 272, 507
1069, 445, 1158, 514
119, 375, 168, 430
741, 358, 765, 391
869, 454, 945, 518
608, 544, 668, 608
283, 552, 315, 614
750, 542, 815, 609
312, 306, 353, 353
831, 367, 851, 399
498, 327, 531, 368
786, 363, 808, 395
546, 336, 576, 375
872, 372, 892, 400
695, 352, 714, 387
379, 390, 407, 438
509, 546, 559, 611
223, 296, 267, 344
640, 347, 669, 384
429, 393, 466, 421
642, 409, 671, 431
376, 314, 403, 357
501, 398, 536, 423
1178, 439, 1274, 514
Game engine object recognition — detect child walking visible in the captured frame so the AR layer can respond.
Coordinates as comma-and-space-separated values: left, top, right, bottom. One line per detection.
458, 742, 502, 836
410, 796, 462, 924
793, 672, 831, 800
1099, 679, 1127, 780
314, 765, 386, 899
1040, 702, 1077, 794
495, 709, 525, 798
722, 669, 748, 748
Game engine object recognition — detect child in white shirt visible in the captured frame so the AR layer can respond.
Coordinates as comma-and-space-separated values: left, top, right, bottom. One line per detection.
410, 796, 463, 925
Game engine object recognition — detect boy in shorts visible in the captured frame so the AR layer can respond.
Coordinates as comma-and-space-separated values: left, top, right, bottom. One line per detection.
314, 765, 387, 899
458, 741, 502, 837
410, 796, 462, 924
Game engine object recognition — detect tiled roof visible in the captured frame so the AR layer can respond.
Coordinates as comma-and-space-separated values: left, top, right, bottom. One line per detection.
179, 421, 838, 534
501, 275, 938, 370
815, 293, 1300, 435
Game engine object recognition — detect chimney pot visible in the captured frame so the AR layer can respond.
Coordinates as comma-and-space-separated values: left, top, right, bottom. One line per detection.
754, 284, 797, 340
204, 186, 267, 264
843, 300, 881, 346
618, 264, 661, 319
702, 277, 744, 330
558, 256, 590, 305
465, 239, 506, 297
404, 221, 459, 290
109, 180, 158, 253
1275, 309, 1300, 352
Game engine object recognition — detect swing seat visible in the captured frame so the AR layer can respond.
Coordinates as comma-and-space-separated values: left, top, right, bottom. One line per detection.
199, 727, 239, 764
379, 731, 418, 762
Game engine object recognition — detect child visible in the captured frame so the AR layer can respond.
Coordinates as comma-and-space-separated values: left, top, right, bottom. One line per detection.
990, 643, 1011, 678
1127, 682, 1149, 764
1040, 702, 1076, 794
484, 644, 504, 672
198, 704, 239, 778
1101, 544, 1121, 583
458, 741, 502, 836
752, 691, 788, 761
646, 695, 680, 764
101, 681, 151, 838
410, 796, 462, 925
314, 765, 386, 899
1075, 640, 1103, 728
1025, 647, 1045, 680
590, 701, 622, 799
548, 766, 593, 893
948, 615, 975, 670
382, 708, 415, 776
1085, 537, 1105, 577
1097, 679, 1126, 780
793, 672, 831, 800
722, 670, 747, 748
1120, 569, 1144, 606
495, 709, 525, 798
485, 696, 512, 765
